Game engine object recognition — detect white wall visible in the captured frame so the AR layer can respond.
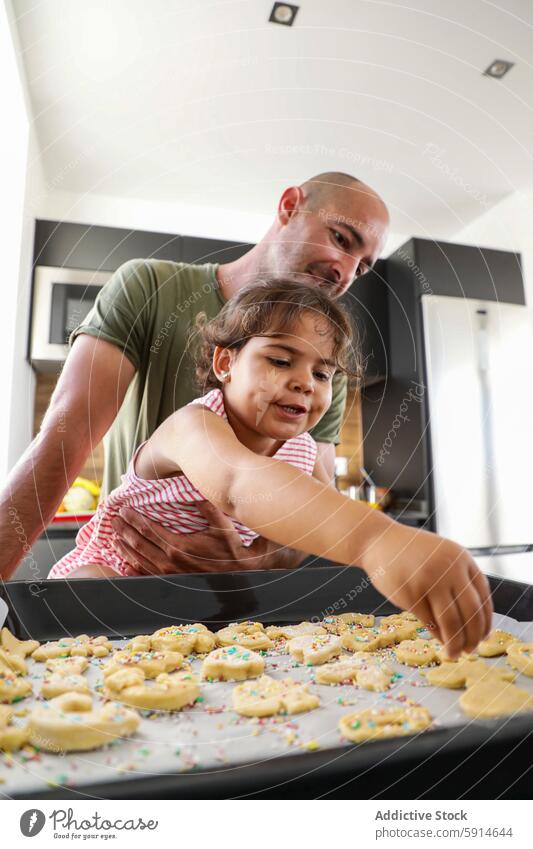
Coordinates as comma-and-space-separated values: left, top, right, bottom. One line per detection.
0, 1, 47, 475
453, 187, 533, 307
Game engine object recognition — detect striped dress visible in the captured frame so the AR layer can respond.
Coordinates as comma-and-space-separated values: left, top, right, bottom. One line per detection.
48, 388, 318, 578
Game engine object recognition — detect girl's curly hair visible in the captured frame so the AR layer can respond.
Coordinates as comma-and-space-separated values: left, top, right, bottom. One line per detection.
191, 277, 362, 392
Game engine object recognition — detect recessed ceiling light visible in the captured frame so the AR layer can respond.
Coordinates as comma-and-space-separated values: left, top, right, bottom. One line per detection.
269, 3, 299, 26
483, 59, 514, 79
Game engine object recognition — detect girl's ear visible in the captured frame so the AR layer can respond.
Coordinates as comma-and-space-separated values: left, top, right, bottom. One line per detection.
213, 346, 233, 382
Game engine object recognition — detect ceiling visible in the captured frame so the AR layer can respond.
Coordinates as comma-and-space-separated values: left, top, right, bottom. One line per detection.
11, 0, 533, 239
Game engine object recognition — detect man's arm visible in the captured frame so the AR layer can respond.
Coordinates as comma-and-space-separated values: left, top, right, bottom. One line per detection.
0, 336, 135, 579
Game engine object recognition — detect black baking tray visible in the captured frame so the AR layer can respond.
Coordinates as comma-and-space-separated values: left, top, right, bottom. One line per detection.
2, 563, 533, 800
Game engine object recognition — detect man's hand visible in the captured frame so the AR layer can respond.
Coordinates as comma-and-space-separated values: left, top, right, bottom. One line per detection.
110, 502, 306, 575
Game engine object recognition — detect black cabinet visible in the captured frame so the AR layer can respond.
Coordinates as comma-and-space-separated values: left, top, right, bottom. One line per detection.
34, 222, 254, 272
34, 221, 183, 271
340, 258, 389, 387
181, 235, 253, 265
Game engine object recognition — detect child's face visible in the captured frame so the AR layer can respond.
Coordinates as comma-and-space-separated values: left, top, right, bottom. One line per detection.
221, 312, 338, 441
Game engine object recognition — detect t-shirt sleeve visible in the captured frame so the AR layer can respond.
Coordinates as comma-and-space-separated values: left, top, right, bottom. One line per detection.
309, 372, 348, 445
69, 258, 155, 370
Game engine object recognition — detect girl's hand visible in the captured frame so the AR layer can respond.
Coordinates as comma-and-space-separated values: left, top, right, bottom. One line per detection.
363, 523, 493, 659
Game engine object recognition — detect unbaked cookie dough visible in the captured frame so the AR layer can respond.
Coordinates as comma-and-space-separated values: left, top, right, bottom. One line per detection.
287, 634, 343, 665
216, 622, 273, 651
103, 650, 184, 679
266, 622, 326, 640
232, 675, 320, 717
506, 642, 533, 677
381, 611, 425, 629
459, 679, 533, 719
104, 667, 200, 711
478, 630, 516, 658
315, 654, 395, 691
0, 670, 32, 703
1, 628, 39, 658
46, 656, 89, 676
41, 673, 90, 699
423, 659, 515, 689
0, 648, 28, 676
0, 705, 30, 751
341, 621, 418, 653
339, 704, 432, 743
202, 646, 265, 681
321, 613, 375, 634
150, 624, 216, 654
33, 635, 113, 661
28, 693, 139, 752
394, 639, 441, 667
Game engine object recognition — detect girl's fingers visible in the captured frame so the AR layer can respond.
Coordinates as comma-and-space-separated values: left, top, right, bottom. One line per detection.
429, 590, 465, 658
469, 565, 493, 640
453, 576, 486, 653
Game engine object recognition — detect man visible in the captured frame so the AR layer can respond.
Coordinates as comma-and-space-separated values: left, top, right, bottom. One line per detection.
0, 172, 389, 579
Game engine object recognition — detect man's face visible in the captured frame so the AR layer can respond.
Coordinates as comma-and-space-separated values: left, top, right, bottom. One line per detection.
271, 185, 389, 298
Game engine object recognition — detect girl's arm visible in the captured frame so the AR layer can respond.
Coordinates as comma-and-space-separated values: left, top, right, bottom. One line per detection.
143, 406, 493, 657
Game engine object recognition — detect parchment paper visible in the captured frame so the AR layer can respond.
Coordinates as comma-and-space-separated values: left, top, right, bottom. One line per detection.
2, 612, 533, 798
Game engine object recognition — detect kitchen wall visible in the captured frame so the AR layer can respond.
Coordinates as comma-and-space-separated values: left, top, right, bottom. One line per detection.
0, 1, 44, 478
455, 187, 533, 309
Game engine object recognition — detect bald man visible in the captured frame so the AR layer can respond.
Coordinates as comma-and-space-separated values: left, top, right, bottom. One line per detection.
0, 173, 389, 579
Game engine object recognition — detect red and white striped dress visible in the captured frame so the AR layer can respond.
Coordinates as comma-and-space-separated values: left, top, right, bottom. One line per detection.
48, 388, 318, 578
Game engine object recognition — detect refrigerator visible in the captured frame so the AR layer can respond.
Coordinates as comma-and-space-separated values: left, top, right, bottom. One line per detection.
422, 294, 533, 581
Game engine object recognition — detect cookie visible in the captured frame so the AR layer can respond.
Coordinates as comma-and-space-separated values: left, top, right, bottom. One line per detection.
32, 635, 113, 661
0, 670, 32, 703
151, 623, 216, 654
46, 657, 89, 676
202, 646, 265, 681
28, 693, 139, 752
0, 705, 30, 751
321, 614, 374, 634
41, 673, 90, 699
287, 634, 343, 665
339, 704, 432, 743
232, 675, 320, 717
341, 626, 382, 653
216, 622, 273, 651
104, 667, 200, 711
0, 648, 28, 676
341, 621, 417, 653
380, 612, 425, 629
394, 639, 441, 667
460, 679, 533, 719
315, 654, 395, 691
424, 659, 515, 689
266, 622, 326, 640
126, 636, 152, 653
433, 644, 478, 663
478, 630, 516, 658
0, 628, 39, 658
103, 650, 184, 679
506, 642, 533, 676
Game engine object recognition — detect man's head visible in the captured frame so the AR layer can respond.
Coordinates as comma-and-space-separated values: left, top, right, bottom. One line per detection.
262, 172, 389, 298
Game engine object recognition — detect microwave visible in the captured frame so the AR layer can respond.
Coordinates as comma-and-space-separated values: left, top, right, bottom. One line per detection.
30, 265, 112, 372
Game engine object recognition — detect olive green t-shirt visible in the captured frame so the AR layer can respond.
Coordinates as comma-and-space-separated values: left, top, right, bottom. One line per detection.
71, 259, 347, 497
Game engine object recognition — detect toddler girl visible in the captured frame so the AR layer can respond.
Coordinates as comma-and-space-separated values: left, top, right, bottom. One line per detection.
49, 279, 491, 656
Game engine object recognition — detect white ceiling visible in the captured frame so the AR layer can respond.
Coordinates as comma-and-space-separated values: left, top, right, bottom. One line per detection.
11, 0, 533, 239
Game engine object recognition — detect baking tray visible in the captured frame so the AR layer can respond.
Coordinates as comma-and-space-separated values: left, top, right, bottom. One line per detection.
2, 563, 533, 800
